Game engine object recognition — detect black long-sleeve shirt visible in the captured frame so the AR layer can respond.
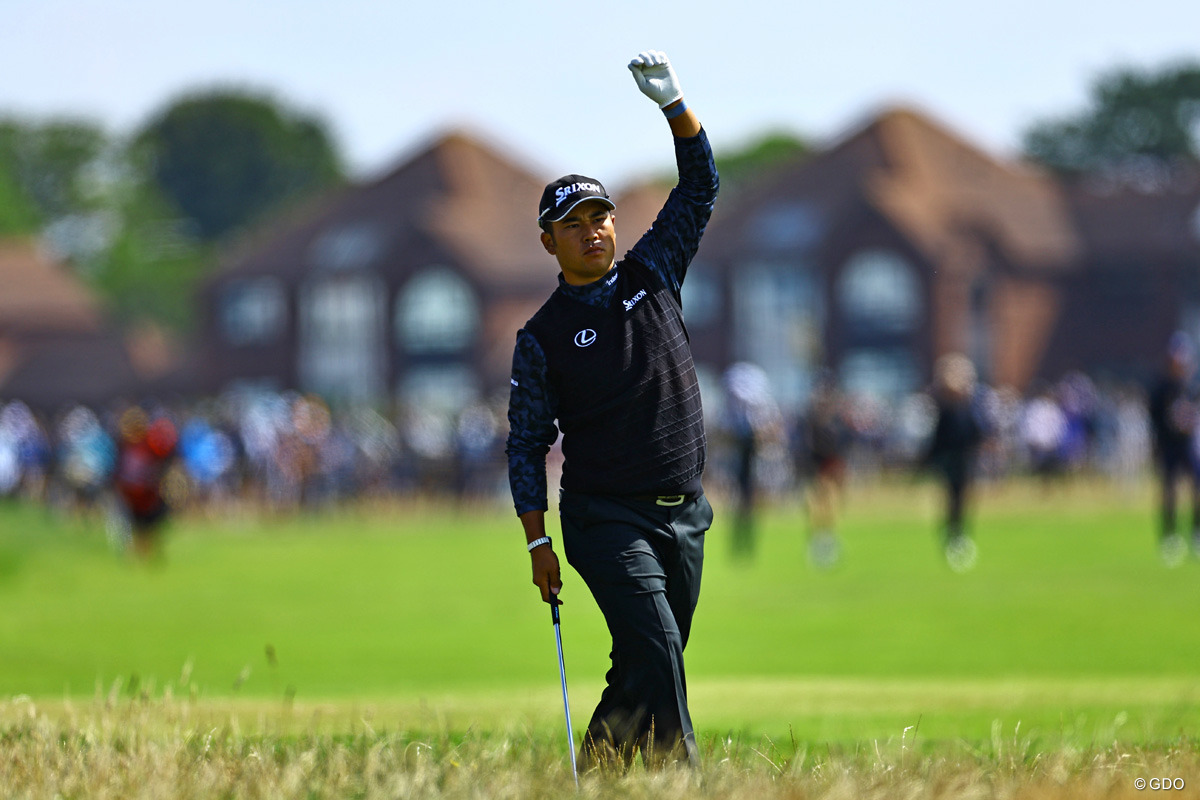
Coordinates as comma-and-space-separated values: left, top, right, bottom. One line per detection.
505, 129, 718, 515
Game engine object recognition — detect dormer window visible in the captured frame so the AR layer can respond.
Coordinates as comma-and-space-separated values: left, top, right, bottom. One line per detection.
395, 268, 479, 354
838, 249, 922, 334
310, 224, 383, 272
220, 278, 286, 346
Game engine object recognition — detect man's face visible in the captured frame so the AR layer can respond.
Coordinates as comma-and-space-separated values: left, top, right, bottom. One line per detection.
540, 200, 616, 286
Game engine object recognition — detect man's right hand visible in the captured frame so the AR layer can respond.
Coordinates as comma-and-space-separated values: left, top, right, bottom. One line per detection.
531, 545, 563, 604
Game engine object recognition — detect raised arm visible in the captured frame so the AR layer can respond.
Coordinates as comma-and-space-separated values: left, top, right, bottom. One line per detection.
628, 50, 701, 138
626, 49, 718, 292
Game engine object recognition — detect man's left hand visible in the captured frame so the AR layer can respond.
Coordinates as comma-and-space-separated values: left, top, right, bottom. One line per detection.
629, 50, 684, 108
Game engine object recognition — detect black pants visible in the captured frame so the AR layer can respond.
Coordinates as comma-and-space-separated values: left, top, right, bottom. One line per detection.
942, 468, 969, 540
558, 490, 712, 766
1159, 450, 1200, 539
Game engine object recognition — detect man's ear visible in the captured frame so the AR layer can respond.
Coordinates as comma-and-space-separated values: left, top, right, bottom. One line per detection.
540, 230, 556, 255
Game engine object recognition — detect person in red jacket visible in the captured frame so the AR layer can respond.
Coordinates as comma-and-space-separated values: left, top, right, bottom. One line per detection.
113, 406, 178, 560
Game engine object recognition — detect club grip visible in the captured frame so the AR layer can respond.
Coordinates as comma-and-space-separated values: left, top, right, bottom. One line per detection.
550, 594, 561, 624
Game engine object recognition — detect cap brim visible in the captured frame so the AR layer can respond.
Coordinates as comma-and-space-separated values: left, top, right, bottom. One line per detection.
538, 195, 616, 224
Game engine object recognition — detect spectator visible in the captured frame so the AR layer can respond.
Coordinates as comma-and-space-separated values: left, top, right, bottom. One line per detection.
1148, 332, 1199, 565
719, 362, 782, 558
797, 377, 850, 570
922, 354, 986, 572
1021, 385, 1068, 483
55, 405, 116, 513
112, 406, 178, 560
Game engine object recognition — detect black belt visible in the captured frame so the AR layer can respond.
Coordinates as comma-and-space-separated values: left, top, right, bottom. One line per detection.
626, 492, 695, 507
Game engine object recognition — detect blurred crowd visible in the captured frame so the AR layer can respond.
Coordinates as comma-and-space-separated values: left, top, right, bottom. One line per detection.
707, 368, 1153, 501
0, 369, 1157, 524
0, 388, 512, 521
703, 361, 1157, 569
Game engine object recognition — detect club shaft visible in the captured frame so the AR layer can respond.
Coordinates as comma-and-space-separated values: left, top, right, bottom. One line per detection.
554, 619, 578, 784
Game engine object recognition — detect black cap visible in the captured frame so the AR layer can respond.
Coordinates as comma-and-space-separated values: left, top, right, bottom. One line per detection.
537, 174, 615, 225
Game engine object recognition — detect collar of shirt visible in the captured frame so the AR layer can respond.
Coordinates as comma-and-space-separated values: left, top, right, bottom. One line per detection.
557, 266, 619, 309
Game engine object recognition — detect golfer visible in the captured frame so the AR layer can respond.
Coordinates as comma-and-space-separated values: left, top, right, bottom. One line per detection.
505, 49, 718, 768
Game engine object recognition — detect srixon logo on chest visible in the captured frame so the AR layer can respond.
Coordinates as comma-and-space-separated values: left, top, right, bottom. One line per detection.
622, 289, 647, 312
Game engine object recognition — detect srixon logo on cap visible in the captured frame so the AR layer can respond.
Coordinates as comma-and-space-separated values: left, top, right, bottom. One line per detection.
556, 182, 604, 207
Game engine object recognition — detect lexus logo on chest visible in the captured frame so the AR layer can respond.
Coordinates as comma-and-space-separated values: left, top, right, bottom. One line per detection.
574, 329, 597, 347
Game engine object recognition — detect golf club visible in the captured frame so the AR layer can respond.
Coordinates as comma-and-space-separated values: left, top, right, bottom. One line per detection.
551, 593, 579, 785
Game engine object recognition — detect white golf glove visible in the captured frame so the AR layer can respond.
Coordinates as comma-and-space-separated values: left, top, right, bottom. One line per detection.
628, 50, 684, 109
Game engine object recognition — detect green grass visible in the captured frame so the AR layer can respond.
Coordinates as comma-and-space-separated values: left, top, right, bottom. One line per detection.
1, 476, 1199, 751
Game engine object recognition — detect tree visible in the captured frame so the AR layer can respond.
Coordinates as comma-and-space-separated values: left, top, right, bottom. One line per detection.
1022, 62, 1200, 176
0, 94, 345, 334
0, 159, 41, 235
87, 175, 210, 332
133, 90, 345, 241
715, 130, 810, 194
0, 118, 110, 233
0, 115, 205, 330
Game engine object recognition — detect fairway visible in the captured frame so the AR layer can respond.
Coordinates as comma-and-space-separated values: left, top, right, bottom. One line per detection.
2, 476, 1199, 751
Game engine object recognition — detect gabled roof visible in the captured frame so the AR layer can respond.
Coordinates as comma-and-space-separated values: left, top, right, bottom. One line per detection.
1065, 171, 1200, 260
0, 239, 105, 334
214, 129, 552, 288
420, 132, 557, 282
710, 106, 1080, 274
862, 108, 1079, 272
0, 238, 137, 408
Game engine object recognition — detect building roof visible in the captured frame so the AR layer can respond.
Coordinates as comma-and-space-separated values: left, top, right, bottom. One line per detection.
0, 238, 138, 408
0, 239, 105, 334
0, 334, 137, 409
421, 132, 559, 283
708, 106, 1081, 275
863, 108, 1080, 273
213, 129, 553, 289
1066, 170, 1200, 260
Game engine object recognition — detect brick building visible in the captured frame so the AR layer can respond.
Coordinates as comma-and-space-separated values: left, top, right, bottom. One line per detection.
0, 239, 138, 410
197, 110, 1200, 413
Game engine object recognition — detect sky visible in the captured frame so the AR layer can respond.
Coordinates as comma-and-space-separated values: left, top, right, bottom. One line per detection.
2, 0, 1199, 191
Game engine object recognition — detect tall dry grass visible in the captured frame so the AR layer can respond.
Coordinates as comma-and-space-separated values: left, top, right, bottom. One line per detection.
2, 695, 1196, 799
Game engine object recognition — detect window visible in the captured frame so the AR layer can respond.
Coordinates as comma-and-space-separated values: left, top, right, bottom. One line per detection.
838, 249, 922, 334
732, 261, 824, 411
298, 276, 385, 402
746, 202, 825, 252
968, 278, 991, 381
680, 264, 719, 328
395, 268, 480, 354
220, 278, 286, 346
309, 224, 384, 272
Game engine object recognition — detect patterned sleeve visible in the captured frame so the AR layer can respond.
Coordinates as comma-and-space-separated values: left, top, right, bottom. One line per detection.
505, 329, 560, 515
625, 128, 720, 294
